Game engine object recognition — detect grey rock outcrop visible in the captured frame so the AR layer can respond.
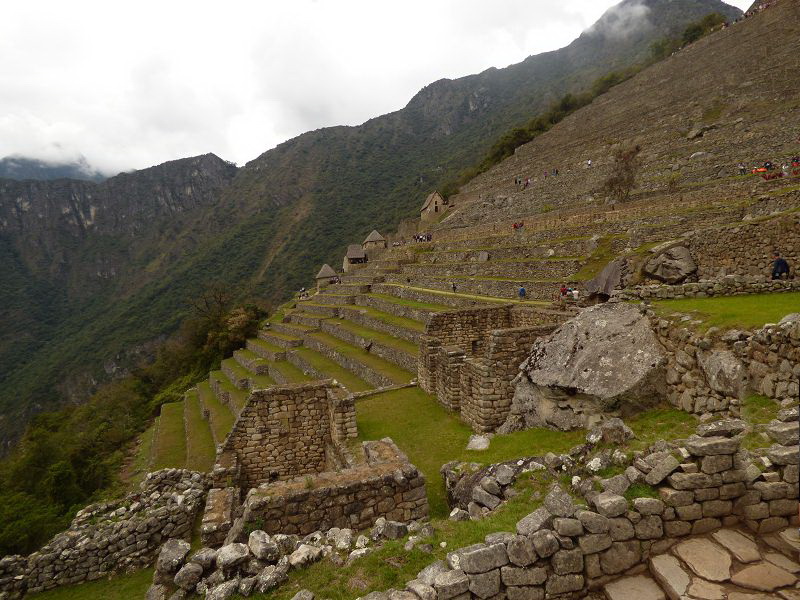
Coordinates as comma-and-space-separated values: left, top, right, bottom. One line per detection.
501, 303, 667, 432
644, 245, 697, 284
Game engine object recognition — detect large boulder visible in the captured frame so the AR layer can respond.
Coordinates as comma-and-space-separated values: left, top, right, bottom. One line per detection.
696, 349, 747, 398
500, 303, 666, 432
644, 245, 697, 284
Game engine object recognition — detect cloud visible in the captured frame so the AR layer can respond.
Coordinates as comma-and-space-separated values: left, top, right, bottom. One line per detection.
586, 0, 652, 39
0, 0, 752, 175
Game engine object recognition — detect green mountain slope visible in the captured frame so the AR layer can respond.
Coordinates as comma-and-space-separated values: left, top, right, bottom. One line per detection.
0, 0, 741, 448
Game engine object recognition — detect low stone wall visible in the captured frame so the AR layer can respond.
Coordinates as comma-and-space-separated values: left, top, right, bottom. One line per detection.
303, 335, 397, 388
339, 306, 423, 344
240, 439, 428, 536
219, 381, 357, 489
383, 275, 569, 302
0, 469, 206, 597
318, 320, 417, 373
400, 259, 580, 280
365, 418, 799, 600
357, 293, 438, 323
626, 276, 800, 300
654, 314, 799, 415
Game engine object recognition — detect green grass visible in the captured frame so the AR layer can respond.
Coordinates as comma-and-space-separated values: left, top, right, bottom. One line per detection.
197, 381, 235, 443
573, 235, 619, 280
248, 338, 286, 355
741, 395, 781, 450
210, 370, 248, 412
342, 305, 425, 333
328, 318, 419, 355
152, 402, 187, 471
27, 568, 154, 600
309, 332, 415, 385
263, 330, 303, 342
652, 292, 800, 330
184, 390, 216, 472
383, 285, 548, 305
125, 423, 156, 490
293, 348, 373, 393
624, 483, 658, 501
355, 387, 584, 518
366, 293, 451, 312
625, 408, 697, 452
272, 360, 313, 383
222, 357, 255, 386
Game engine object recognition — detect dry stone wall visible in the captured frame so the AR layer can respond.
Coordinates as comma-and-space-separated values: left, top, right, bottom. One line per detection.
655, 313, 800, 415
0, 469, 206, 598
364, 418, 799, 600
240, 439, 428, 536
626, 276, 800, 300
219, 381, 356, 490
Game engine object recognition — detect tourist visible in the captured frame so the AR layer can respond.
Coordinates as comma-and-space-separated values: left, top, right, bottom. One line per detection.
587, 159, 592, 168
738, 163, 747, 175
518, 285, 526, 300
559, 283, 568, 299
572, 289, 580, 301
524, 177, 530, 189
772, 252, 790, 280
451, 282, 457, 293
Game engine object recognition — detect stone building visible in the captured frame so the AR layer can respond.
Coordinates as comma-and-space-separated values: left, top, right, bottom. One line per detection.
315, 263, 337, 291
420, 191, 446, 222
362, 230, 387, 250
342, 244, 367, 272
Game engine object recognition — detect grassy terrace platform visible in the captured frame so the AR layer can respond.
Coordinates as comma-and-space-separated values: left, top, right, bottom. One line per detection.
271, 359, 313, 383
247, 337, 286, 356
183, 391, 216, 472
308, 332, 414, 385
197, 381, 234, 443
151, 402, 186, 470
365, 292, 452, 312
380, 284, 551, 306
292, 347, 372, 392
209, 370, 247, 412
341, 305, 425, 332
326, 318, 419, 356
652, 291, 800, 330
222, 357, 275, 389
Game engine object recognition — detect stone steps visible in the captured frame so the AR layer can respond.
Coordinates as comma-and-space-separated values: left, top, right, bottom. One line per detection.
246, 338, 287, 361
312, 293, 358, 306
317, 317, 418, 373
233, 348, 271, 375
338, 304, 425, 344
209, 369, 248, 416
271, 321, 319, 336
302, 331, 415, 388
287, 347, 373, 393
398, 257, 582, 280
197, 381, 234, 446
286, 312, 331, 328
295, 302, 340, 318
380, 275, 574, 301
371, 282, 515, 308
258, 329, 303, 348
357, 293, 449, 322
267, 359, 314, 385
338, 274, 386, 285
415, 239, 593, 263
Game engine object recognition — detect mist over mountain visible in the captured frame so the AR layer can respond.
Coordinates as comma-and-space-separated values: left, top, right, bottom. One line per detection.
0, 155, 106, 182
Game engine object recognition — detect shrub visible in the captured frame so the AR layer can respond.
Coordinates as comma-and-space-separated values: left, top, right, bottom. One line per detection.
603, 144, 642, 203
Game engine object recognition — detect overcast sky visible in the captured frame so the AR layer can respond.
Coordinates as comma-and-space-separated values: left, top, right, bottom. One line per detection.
0, 0, 750, 175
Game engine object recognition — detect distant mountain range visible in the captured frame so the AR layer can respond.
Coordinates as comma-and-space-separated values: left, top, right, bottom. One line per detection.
0, 0, 742, 450
0, 155, 106, 182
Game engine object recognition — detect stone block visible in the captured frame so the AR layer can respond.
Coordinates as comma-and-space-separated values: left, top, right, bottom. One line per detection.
608, 517, 635, 541
577, 510, 609, 533
458, 544, 508, 574
467, 569, 501, 599
635, 515, 663, 539
595, 493, 628, 518
579, 533, 612, 554
553, 517, 583, 537
600, 541, 641, 575
500, 566, 547, 587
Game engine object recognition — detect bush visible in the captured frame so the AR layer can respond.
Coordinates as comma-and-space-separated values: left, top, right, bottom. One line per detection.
603, 144, 643, 203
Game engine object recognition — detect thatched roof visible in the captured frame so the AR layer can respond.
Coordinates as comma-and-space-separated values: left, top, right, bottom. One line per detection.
421, 191, 444, 211
346, 244, 366, 259
363, 230, 385, 244
316, 264, 337, 279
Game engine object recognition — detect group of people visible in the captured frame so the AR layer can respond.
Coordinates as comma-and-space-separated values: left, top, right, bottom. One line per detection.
558, 284, 580, 302
513, 167, 561, 190
413, 232, 432, 243
511, 221, 525, 231
738, 159, 800, 179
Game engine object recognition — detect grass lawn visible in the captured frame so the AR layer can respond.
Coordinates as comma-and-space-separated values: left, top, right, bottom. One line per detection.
197, 381, 235, 443
210, 371, 248, 412
310, 332, 414, 385
355, 387, 585, 518
272, 360, 313, 383
625, 408, 698, 452
652, 292, 800, 330
184, 390, 216, 472
366, 293, 451, 312
27, 568, 154, 600
741, 394, 781, 449
293, 348, 373, 393
152, 402, 186, 470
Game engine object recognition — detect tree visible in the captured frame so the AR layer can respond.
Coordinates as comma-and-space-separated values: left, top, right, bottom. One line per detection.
603, 144, 642, 204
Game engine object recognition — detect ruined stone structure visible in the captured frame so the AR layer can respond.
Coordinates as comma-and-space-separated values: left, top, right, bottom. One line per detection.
420, 191, 446, 222
363, 230, 387, 250
418, 304, 566, 431
240, 439, 428, 536
361, 416, 800, 600
0, 469, 206, 597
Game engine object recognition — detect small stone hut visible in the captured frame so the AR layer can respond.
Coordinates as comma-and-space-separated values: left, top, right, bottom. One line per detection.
343, 244, 367, 272
420, 191, 446, 222
315, 263, 337, 291
362, 230, 387, 250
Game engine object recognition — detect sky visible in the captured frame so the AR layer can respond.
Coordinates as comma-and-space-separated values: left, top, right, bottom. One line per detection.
0, 1, 751, 175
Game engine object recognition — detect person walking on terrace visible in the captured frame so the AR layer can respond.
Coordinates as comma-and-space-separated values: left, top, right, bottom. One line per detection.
772, 251, 790, 280
518, 285, 527, 300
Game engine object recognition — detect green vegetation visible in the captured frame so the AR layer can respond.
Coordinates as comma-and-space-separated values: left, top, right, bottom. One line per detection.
151, 402, 187, 470
356, 387, 584, 517
27, 568, 154, 600
624, 483, 659, 501
328, 319, 419, 356
573, 235, 621, 281
650, 13, 727, 60
342, 305, 426, 332
603, 144, 642, 203
272, 360, 313, 383
741, 395, 780, 450
184, 391, 216, 472
293, 348, 373, 393
652, 292, 800, 330
626, 408, 698, 452
0, 296, 265, 556
309, 333, 415, 385
197, 381, 235, 443
366, 293, 452, 312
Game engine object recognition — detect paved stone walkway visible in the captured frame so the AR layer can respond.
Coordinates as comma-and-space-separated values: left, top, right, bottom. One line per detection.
603, 526, 800, 600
